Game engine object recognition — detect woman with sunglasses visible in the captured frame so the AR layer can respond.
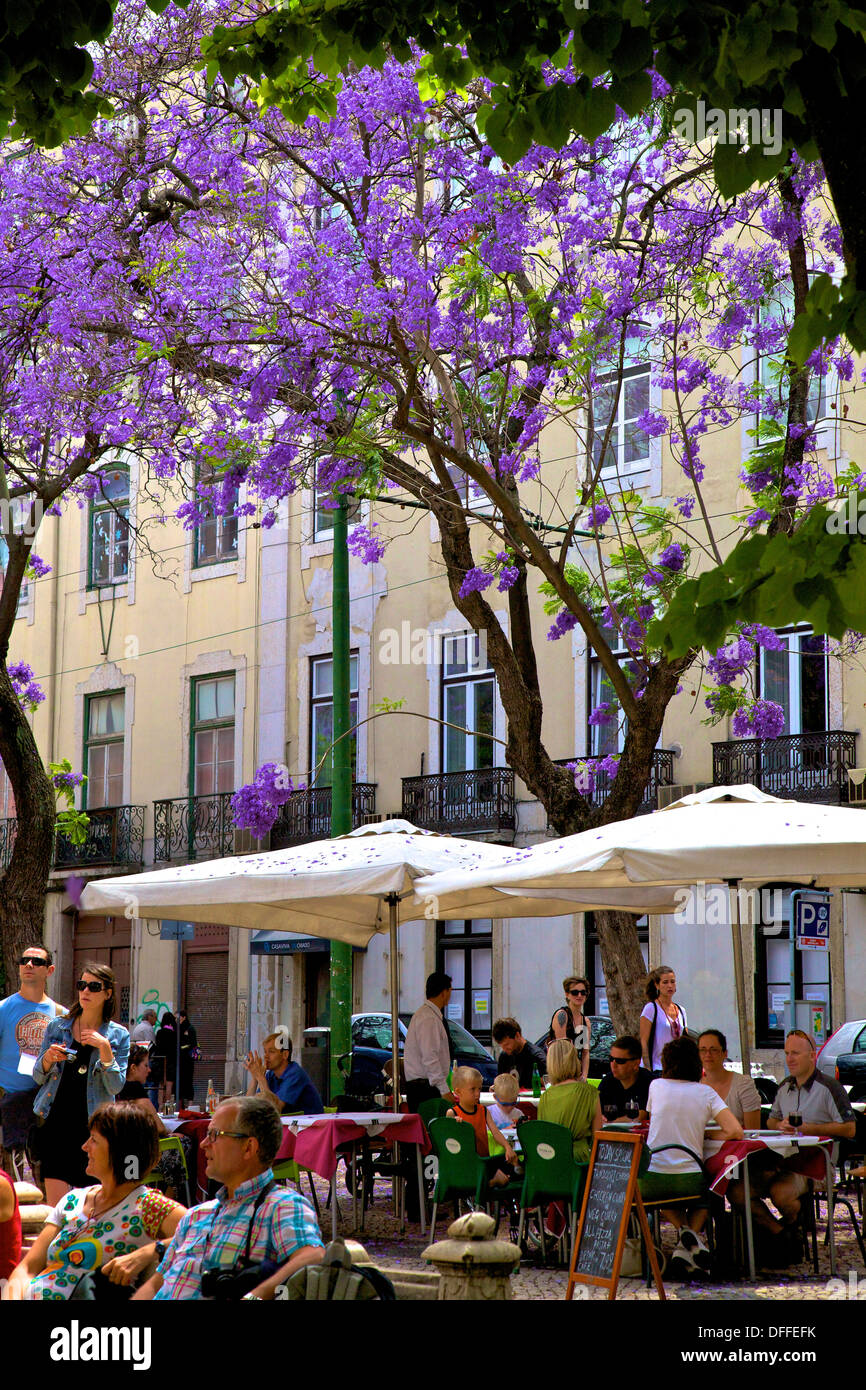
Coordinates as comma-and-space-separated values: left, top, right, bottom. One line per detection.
547, 976, 591, 1081
32, 963, 130, 1206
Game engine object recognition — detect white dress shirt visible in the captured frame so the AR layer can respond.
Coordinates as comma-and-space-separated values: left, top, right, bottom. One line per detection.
404, 1000, 451, 1095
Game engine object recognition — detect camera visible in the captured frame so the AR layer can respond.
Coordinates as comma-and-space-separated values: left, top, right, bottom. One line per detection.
200, 1259, 277, 1300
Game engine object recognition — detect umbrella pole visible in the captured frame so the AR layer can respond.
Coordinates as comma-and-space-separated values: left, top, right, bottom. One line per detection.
387, 894, 400, 1115
727, 878, 752, 1077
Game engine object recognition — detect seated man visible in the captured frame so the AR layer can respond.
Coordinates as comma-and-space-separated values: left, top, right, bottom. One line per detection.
492, 1017, 546, 1090
132, 1097, 323, 1301
761, 1029, 856, 1228
597, 1034, 651, 1119
244, 1030, 323, 1115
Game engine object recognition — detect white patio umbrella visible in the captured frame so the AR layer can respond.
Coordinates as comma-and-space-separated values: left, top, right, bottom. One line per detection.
80, 819, 673, 1112
417, 785, 866, 1071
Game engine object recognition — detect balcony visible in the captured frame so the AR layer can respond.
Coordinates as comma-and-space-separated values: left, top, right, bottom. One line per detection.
553, 748, 675, 817
712, 730, 857, 804
0, 806, 145, 874
153, 792, 235, 863
270, 783, 378, 848
55, 805, 145, 869
401, 768, 515, 837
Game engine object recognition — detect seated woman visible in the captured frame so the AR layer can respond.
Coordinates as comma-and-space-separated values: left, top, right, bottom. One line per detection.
642, 1035, 743, 1278
2, 1102, 184, 1301
119, 1045, 192, 1200
537, 1038, 602, 1164
698, 1030, 762, 1128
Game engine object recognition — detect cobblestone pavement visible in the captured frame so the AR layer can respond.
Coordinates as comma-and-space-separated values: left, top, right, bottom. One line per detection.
313, 1164, 866, 1300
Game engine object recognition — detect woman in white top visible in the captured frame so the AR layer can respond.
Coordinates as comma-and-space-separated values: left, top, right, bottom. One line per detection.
639, 966, 686, 1075
641, 1035, 743, 1278
698, 1029, 762, 1129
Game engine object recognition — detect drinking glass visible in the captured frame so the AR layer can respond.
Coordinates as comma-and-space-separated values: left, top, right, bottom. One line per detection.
788, 1111, 803, 1131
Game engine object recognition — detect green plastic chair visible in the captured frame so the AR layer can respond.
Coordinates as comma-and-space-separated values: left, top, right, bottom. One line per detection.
417, 1097, 451, 1131
515, 1120, 588, 1262
427, 1118, 524, 1242
144, 1135, 191, 1206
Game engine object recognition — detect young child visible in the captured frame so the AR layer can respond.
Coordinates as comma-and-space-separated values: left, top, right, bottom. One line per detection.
446, 1066, 518, 1186
488, 1072, 523, 1132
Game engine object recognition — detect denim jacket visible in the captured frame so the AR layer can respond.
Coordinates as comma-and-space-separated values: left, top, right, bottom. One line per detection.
32, 1015, 130, 1120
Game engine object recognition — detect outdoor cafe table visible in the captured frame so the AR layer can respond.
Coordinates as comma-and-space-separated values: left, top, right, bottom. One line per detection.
276, 1112, 430, 1241
603, 1122, 835, 1281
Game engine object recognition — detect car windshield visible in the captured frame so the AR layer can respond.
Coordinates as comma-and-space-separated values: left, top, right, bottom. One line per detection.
447, 1019, 491, 1059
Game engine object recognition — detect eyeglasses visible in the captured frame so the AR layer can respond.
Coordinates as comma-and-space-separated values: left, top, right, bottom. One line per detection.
76, 980, 106, 993
568, 988, 588, 997
203, 1128, 249, 1144
18, 955, 49, 967
608, 1055, 634, 1065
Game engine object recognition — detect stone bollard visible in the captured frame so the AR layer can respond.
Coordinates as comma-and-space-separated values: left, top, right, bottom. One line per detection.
422, 1211, 521, 1300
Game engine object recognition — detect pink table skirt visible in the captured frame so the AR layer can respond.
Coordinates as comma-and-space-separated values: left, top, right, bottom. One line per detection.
704, 1138, 829, 1196
275, 1114, 431, 1182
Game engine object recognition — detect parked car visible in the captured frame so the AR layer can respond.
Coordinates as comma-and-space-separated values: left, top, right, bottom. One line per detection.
344, 1011, 497, 1098
818, 1019, 866, 1101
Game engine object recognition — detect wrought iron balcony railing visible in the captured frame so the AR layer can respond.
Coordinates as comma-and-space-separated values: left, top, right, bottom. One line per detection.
401, 767, 515, 836
153, 792, 236, 863
553, 748, 675, 816
270, 783, 378, 848
712, 730, 857, 804
0, 807, 146, 874
55, 805, 145, 869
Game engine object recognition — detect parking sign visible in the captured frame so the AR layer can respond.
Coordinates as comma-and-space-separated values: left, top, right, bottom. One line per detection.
795, 896, 830, 951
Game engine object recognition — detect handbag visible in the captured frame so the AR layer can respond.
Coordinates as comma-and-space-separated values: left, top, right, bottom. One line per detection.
69, 1268, 135, 1302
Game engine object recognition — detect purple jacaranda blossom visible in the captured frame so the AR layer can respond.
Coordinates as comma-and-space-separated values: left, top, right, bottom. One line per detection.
586, 502, 611, 527
231, 763, 297, 838
732, 701, 786, 739
547, 609, 579, 641
658, 543, 685, 571
588, 702, 614, 726
348, 522, 386, 565
8, 661, 45, 709
459, 567, 495, 597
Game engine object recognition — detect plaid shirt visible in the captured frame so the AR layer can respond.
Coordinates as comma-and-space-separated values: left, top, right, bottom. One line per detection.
153, 1168, 322, 1300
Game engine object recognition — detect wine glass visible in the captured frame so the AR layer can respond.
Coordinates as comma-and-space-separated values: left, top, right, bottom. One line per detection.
788, 1110, 803, 1132
603, 1103, 618, 1123
624, 1097, 640, 1121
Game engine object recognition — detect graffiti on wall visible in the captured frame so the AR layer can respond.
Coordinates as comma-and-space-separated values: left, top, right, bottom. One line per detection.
136, 988, 173, 1024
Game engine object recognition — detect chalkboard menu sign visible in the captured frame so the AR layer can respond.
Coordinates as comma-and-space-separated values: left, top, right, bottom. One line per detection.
566, 1131, 665, 1301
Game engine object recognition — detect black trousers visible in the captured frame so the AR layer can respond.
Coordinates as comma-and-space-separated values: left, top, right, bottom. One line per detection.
406, 1079, 442, 1112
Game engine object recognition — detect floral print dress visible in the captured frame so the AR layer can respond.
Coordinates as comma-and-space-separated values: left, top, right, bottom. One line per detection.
34, 1184, 180, 1300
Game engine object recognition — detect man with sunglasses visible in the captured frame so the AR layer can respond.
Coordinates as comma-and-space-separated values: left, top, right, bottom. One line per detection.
0, 945, 65, 1178
598, 1035, 652, 1121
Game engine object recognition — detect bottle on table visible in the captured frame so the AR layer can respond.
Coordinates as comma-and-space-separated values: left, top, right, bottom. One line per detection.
531, 1066, 541, 1098
206, 1079, 217, 1115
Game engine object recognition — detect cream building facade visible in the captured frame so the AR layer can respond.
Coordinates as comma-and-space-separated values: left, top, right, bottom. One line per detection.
3, 353, 866, 1099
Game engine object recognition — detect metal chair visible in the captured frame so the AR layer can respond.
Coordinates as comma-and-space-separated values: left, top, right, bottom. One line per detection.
144, 1135, 191, 1206
638, 1143, 713, 1283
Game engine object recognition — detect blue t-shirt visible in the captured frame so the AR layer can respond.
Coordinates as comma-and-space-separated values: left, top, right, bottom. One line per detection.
0, 994, 64, 1093
265, 1062, 324, 1115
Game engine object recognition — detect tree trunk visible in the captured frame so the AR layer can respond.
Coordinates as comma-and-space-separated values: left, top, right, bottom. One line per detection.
593, 909, 650, 1037
0, 666, 56, 988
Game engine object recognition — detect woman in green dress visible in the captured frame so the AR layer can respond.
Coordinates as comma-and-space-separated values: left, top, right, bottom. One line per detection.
538, 1038, 601, 1162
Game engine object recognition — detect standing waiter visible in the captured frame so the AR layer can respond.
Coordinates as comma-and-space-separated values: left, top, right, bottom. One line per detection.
403, 972, 457, 1110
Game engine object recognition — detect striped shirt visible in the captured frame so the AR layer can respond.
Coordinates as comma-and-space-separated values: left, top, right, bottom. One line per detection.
153, 1167, 322, 1300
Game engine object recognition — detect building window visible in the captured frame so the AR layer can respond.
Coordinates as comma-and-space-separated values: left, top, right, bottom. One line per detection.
0, 497, 33, 614
193, 463, 239, 567
85, 693, 125, 809
310, 654, 359, 784
191, 675, 235, 795
441, 634, 494, 773
0, 759, 15, 818
445, 463, 496, 517
89, 468, 129, 588
436, 918, 493, 1043
758, 628, 828, 736
587, 626, 628, 757
757, 284, 826, 425
584, 915, 648, 1019
590, 333, 651, 478
754, 889, 831, 1050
